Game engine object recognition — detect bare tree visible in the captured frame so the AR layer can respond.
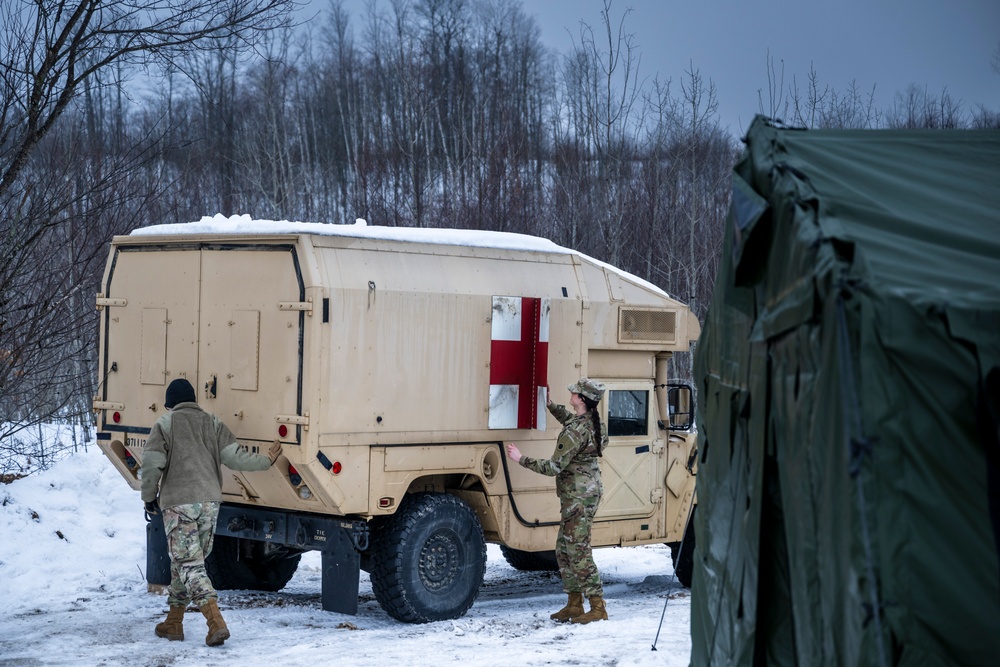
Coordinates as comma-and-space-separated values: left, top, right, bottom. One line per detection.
466, 0, 547, 233
0, 0, 297, 475
757, 50, 789, 124
674, 64, 728, 321
0, 0, 297, 199
886, 84, 963, 129
315, 1, 364, 221
0, 104, 160, 474
636, 75, 680, 283
560, 0, 644, 266
970, 104, 1000, 129
759, 56, 882, 130
979, 43, 1000, 129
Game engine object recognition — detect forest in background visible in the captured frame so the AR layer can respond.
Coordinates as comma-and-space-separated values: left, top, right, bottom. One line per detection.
2, 0, 998, 475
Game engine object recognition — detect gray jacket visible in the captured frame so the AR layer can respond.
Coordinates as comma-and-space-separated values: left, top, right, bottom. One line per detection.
140, 402, 271, 508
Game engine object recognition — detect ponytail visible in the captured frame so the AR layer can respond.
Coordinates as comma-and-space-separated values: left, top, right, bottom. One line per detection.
581, 396, 604, 456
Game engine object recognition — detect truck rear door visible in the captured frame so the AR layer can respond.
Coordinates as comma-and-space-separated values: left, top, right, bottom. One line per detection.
197, 247, 304, 447
99, 243, 305, 478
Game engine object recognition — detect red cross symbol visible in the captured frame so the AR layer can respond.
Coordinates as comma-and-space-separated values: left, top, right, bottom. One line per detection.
489, 296, 549, 429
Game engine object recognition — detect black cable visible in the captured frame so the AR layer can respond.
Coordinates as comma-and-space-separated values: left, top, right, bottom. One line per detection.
651, 509, 690, 651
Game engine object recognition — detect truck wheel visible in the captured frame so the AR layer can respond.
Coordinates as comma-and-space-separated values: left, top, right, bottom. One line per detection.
499, 545, 559, 572
370, 493, 486, 623
669, 508, 696, 588
206, 535, 302, 592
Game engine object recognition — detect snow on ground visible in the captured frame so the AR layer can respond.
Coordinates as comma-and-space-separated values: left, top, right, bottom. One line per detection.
0, 446, 692, 666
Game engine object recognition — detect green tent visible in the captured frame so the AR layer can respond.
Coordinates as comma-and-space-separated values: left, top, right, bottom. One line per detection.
692, 116, 1000, 666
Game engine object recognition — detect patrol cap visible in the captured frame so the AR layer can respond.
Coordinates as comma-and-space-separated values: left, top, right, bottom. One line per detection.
567, 377, 605, 402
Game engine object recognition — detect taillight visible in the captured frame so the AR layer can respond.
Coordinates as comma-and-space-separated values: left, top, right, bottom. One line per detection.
288, 464, 302, 486
278, 424, 288, 438
331, 461, 342, 475
112, 412, 122, 423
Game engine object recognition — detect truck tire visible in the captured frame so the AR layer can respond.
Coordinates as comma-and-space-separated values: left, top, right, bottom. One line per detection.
205, 535, 301, 592
669, 508, 696, 588
499, 545, 559, 572
370, 493, 486, 623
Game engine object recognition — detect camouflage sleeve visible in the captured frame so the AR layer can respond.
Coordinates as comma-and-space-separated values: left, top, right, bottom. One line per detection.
220, 442, 272, 472
547, 402, 574, 425
140, 420, 168, 502
520, 426, 584, 477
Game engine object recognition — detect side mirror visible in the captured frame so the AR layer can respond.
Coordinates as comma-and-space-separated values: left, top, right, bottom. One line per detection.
666, 384, 694, 431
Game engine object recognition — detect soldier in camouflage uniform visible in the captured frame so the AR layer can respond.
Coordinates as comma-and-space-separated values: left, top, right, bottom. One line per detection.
505, 378, 610, 624
141, 378, 281, 646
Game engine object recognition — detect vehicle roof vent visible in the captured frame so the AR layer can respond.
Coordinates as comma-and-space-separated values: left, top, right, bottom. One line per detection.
618, 308, 676, 344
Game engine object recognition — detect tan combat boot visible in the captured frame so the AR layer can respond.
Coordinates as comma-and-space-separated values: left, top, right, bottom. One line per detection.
199, 599, 231, 646
154, 605, 185, 640
571, 596, 608, 624
550, 592, 585, 622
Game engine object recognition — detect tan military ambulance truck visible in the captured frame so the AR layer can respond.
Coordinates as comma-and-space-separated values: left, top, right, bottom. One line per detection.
94, 216, 699, 623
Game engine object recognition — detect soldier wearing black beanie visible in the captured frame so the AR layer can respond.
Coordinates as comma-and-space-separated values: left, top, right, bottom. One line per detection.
163, 378, 196, 409
142, 376, 282, 646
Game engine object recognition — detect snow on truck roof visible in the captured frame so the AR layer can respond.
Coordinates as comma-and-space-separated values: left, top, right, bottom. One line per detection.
131, 214, 672, 299
132, 214, 568, 254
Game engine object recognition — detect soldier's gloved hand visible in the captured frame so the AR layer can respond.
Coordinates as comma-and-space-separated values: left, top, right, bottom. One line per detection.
268, 439, 283, 465
144, 499, 160, 516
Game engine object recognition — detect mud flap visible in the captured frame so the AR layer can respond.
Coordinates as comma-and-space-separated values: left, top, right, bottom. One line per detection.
321, 530, 363, 615
145, 509, 171, 586
215, 503, 369, 615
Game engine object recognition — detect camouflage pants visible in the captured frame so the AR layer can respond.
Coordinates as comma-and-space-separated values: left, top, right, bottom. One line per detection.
163, 501, 220, 608
555, 493, 603, 597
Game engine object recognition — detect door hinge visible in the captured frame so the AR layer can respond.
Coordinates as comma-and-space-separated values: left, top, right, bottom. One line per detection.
278, 300, 312, 315
96, 293, 127, 310
276, 412, 310, 430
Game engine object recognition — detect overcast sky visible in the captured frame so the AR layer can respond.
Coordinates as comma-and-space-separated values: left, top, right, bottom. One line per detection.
323, 0, 1000, 135
525, 0, 1000, 134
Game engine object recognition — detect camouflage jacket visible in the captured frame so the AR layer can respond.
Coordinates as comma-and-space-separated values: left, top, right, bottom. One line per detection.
140, 402, 271, 508
520, 403, 606, 500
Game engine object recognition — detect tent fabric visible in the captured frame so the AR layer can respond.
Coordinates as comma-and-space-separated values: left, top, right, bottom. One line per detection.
692, 116, 1000, 667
